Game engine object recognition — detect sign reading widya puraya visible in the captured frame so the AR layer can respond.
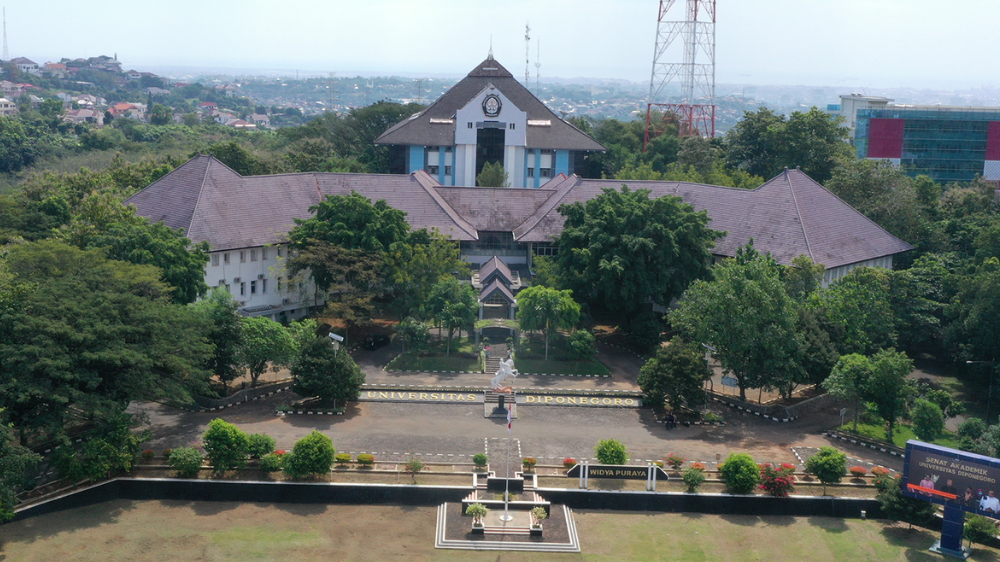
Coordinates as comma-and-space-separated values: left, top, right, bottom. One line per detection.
902, 440, 1000, 519
566, 463, 669, 480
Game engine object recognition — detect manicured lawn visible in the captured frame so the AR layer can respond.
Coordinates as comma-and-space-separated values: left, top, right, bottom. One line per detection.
513, 334, 611, 376
6, 499, 998, 561
848, 422, 962, 449
385, 353, 481, 372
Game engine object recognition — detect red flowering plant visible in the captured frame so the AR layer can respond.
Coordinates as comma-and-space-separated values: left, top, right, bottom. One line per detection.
759, 463, 795, 497
141, 449, 155, 460
849, 466, 868, 477
665, 453, 685, 470
563, 457, 576, 469
870, 466, 890, 476
274, 449, 286, 456
780, 463, 797, 472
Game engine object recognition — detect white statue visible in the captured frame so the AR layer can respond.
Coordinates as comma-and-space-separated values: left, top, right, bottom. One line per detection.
490, 357, 519, 390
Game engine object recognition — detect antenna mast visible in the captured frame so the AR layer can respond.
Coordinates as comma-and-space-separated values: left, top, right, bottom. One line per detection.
524, 22, 531, 86
3, 8, 8, 63
535, 39, 541, 95
644, 0, 716, 145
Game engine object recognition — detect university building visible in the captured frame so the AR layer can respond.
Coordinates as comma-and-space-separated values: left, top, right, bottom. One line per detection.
126, 58, 912, 319
830, 94, 1000, 183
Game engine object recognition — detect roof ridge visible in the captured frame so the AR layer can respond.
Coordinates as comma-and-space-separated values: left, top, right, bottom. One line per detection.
411, 170, 480, 240
187, 156, 220, 239
513, 174, 581, 240
784, 168, 815, 262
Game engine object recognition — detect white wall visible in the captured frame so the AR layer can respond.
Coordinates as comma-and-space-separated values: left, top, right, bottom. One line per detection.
206, 244, 319, 320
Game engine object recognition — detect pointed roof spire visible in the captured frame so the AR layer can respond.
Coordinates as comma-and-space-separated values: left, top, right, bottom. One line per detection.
488, 36, 493, 60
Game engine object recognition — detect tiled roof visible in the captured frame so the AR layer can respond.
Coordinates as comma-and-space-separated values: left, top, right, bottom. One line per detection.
479, 256, 512, 287
480, 278, 516, 304
375, 56, 605, 152
129, 156, 912, 269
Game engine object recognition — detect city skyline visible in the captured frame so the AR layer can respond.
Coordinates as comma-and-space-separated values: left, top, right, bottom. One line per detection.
10, 0, 999, 91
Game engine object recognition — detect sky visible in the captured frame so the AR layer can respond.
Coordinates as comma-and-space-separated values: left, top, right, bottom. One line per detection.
11, 0, 1000, 91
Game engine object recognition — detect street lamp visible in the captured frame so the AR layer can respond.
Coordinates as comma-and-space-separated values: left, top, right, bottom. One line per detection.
967, 359, 996, 424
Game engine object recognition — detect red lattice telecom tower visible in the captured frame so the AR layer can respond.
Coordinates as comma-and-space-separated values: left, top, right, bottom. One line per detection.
645, 0, 716, 149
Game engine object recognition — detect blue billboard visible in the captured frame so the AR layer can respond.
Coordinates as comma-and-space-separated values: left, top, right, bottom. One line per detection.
902, 440, 1000, 519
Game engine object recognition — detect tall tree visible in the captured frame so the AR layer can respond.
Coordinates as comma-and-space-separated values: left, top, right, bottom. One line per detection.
823, 353, 873, 432
817, 267, 896, 356
238, 316, 297, 388
476, 161, 510, 187
515, 286, 581, 361
424, 278, 478, 356
638, 337, 711, 411
385, 229, 468, 319
864, 348, 914, 442
0, 241, 213, 442
0, 410, 40, 522
669, 242, 800, 401
557, 185, 719, 332
191, 288, 244, 393
783, 255, 825, 302
723, 107, 851, 183
291, 338, 365, 408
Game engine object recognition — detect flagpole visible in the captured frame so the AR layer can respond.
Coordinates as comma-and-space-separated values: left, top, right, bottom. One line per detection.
501, 401, 513, 522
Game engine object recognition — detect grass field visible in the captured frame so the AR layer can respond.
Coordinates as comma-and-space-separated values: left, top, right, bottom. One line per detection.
848, 422, 962, 449
4, 500, 999, 562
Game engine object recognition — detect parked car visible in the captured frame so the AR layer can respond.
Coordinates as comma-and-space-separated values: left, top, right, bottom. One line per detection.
363, 334, 390, 350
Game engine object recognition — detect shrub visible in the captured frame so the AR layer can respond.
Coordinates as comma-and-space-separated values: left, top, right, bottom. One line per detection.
531, 506, 548, 527
653, 460, 664, 468
665, 453, 685, 470
405, 456, 425, 479
683, 466, 707, 493
873, 473, 896, 493
719, 453, 760, 495
522, 457, 537, 470
805, 446, 847, 495
169, 447, 204, 478
594, 439, 627, 465
472, 453, 488, 467
258, 452, 283, 474
965, 514, 998, 549
780, 463, 796, 472
911, 399, 945, 441
563, 457, 576, 469
569, 330, 596, 360
870, 466, 891, 476
282, 431, 335, 479
759, 463, 795, 498
690, 462, 707, 471
141, 449, 155, 460
356, 453, 374, 466
161, 448, 173, 459
959, 418, 988, 440
202, 418, 249, 474
335, 453, 352, 465
466, 502, 488, 524
703, 412, 723, 424
849, 466, 868, 477
247, 433, 276, 459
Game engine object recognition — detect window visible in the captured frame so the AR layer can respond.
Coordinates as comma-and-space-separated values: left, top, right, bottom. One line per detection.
428, 165, 439, 175
277, 277, 283, 291
261, 279, 267, 293
541, 168, 551, 178
240, 251, 246, 263
467, 122, 473, 129
527, 168, 535, 178
250, 249, 257, 262
250, 280, 257, 294
223, 252, 230, 265
533, 243, 558, 257
277, 246, 283, 258
262, 248, 268, 260
444, 166, 452, 176
510, 123, 516, 130
212, 254, 219, 266
240, 282, 246, 296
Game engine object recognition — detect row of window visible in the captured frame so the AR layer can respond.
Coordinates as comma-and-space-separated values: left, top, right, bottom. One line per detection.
527, 167, 552, 178
427, 165, 452, 176
219, 276, 304, 297
211, 246, 286, 266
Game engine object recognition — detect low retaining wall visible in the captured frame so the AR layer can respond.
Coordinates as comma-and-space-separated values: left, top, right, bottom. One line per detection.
194, 382, 293, 410
710, 392, 843, 423
11, 477, 883, 524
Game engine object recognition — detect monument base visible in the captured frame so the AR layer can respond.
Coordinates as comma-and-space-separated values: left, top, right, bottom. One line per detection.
484, 403, 517, 419
929, 540, 971, 560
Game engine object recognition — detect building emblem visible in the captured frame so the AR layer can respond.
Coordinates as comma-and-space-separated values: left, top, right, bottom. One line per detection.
482, 94, 502, 117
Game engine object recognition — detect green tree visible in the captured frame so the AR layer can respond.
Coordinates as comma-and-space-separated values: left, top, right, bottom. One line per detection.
676, 135, 716, 175
395, 316, 430, 353
795, 307, 840, 388
638, 337, 711, 412
864, 349, 914, 442
516, 286, 581, 360
0, 241, 213, 442
283, 431, 335, 478
669, 242, 800, 401
557, 185, 719, 332
149, 103, 172, 126
291, 337, 365, 407
202, 418, 249, 475
594, 439, 628, 465
289, 192, 409, 254
191, 288, 244, 393
965, 514, 998, 550
568, 330, 596, 360
817, 267, 896, 356
911, 399, 945, 441
783, 255, 825, 302
823, 353, 873, 432
946, 261, 1000, 365
876, 475, 936, 529
385, 229, 468, 318
425, 277, 478, 356
168, 447, 204, 478
238, 316, 297, 387
0, 116, 40, 173
247, 433, 276, 459
724, 107, 851, 183
205, 140, 271, 176
0, 412, 40, 521
718, 452, 761, 495
804, 446, 846, 495
476, 160, 510, 187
